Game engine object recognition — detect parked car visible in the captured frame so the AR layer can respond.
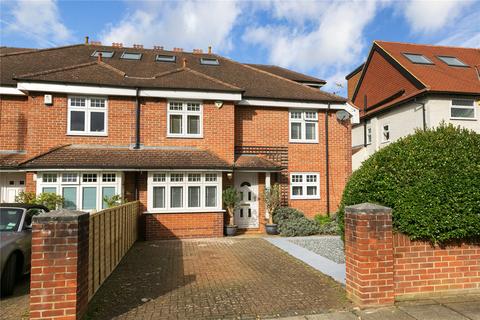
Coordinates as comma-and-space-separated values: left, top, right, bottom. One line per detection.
0, 203, 48, 296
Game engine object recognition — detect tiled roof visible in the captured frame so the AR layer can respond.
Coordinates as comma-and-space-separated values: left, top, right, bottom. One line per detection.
234, 155, 282, 171
0, 46, 36, 55
0, 153, 27, 169
246, 64, 326, 85
1, 44, 344, 102
19, 145, 231, 170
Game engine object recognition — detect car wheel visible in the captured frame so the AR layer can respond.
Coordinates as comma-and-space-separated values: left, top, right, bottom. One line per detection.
0, 254, 17, 297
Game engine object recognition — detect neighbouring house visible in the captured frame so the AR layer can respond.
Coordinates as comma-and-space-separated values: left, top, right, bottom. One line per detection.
347, 41, 480, 170
0, 41, 358, 239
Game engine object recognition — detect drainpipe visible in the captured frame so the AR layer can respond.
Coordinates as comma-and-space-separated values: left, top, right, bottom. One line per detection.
134, 88, 141, 149
414, 98, 426, 131
325, 103, 331, 215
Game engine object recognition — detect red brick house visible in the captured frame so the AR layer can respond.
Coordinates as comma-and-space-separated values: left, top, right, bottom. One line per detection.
0, 42, 357, 239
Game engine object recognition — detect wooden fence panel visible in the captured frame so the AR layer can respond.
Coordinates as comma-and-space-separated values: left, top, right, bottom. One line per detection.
87, 201, 140, 301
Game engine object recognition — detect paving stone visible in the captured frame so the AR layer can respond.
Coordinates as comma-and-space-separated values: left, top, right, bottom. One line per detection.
395, 299, 437, 307
399, 304, 468, 320
305, 311, 358, 319
444, 301, 480, 320
433, 293, 480, 304
355, 307, 414, 320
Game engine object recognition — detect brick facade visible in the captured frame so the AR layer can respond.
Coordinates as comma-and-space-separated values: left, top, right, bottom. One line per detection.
145, 212, 223, 239
345, 203, 480, 308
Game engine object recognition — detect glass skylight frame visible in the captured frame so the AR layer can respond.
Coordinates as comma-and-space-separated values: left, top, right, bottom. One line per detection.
200, 58, 220, 66
91, 50, 115, 58
437, 56, 468, 67
402, 53, 434, 65
156, 54, 176, 62
120, 51, 143, 60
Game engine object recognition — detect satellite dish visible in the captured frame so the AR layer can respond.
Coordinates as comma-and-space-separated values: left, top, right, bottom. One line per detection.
336, 110, 350, 121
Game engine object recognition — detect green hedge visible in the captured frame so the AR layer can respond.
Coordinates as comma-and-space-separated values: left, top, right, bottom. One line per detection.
338, 124, 480, 243
273, 207, 320, 236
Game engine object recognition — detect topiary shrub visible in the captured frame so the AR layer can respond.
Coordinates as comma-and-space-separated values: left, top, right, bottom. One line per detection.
338, 124, 480, 244
273, 207, 320, 236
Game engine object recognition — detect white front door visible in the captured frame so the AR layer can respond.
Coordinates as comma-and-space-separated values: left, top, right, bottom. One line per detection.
0, 173, 26, 203
234, 172, 259, 228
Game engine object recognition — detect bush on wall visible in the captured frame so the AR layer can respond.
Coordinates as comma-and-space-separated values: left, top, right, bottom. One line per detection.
338, 124, 480, 243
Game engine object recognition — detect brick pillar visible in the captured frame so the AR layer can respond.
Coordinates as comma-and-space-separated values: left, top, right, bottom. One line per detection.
30, 209, 89, 320
344, 203, 394, 307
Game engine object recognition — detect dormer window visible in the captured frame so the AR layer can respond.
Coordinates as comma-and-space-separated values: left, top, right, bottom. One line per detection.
91, 50, 114, 58
156, 54, 176, 62
438, 56, 468, 67
121, 52, 142, 60
403, 53, 434, 65
200, 58, 219, 65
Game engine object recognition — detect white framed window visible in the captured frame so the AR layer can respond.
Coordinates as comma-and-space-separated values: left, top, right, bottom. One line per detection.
37, 171, 122, 212
289, 110, 318, 143
450, 99, 476, 120
366, 127, 372, 145
290, 173, 320, 200
67, 96, 108, 136
382, 124, 390, 143
147, 172, 222, 212
167, 101, 203, 138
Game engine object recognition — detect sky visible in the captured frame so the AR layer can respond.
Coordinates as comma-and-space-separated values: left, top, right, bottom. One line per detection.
1, 0, 479, 95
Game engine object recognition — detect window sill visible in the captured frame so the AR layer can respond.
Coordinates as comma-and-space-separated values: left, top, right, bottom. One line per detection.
289, 140, 319, 144
67, 132, 108, 137
167, 135, 204, 139
144, 209, 225, 214
449, 117, 477, 121
290, 196, 321, 200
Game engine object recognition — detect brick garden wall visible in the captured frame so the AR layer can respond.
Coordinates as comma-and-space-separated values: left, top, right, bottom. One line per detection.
145, 212, 224, 239
345, 203, 480, 308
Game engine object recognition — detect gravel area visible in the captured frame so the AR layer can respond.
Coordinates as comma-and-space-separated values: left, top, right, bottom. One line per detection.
288, 236, 345, 264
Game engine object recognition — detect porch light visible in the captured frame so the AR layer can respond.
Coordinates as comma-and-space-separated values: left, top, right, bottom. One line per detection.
227, 172, 233, 179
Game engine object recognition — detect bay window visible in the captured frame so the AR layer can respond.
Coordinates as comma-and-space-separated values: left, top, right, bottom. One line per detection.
289, 110, 318, 143
67, 96, 108, 136
148, 172, 222, 212
167, 101, 203, 137
290, 173, 320, 200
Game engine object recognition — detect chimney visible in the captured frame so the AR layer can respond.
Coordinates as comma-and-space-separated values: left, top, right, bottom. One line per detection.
153, 45, 164, 50
112, 42, 123, 48
85, 36, 89, 44
208, 46, 212, 54
182, 58, 187, 68
133, 44, 144, 49
193, 49, 203, 54
173, 47, 183, 52
97, 52, 103, 63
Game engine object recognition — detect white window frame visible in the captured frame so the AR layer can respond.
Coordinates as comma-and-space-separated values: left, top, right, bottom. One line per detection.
147, 172, 222, 213
167, 101, 203, 138
366, 126, 372, 145
382, 124, 391, 143
67, 96, 108, 136
290, 172, 320, 200
37, 171, 122, 212
450, 99, 477, 120
289, 110, 318, 143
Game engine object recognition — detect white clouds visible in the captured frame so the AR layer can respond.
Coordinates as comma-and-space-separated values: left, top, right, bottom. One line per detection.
437, 10, 480, 47
100, 1, 240, 52
400, 0, 473, 33
2, 0, 71, 46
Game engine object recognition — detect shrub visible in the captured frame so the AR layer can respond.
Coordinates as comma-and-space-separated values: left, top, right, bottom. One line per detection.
314, 214, 331, 226
314, 214, 340, 235
274, 207, 320, 236
264, 184, 281, 224
103, 194, 125, 208
16, 191, 64, 210
222, 187, 240, 226
338, 124, 480, 243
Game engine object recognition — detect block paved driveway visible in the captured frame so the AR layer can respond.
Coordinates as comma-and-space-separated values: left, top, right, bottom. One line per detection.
86, 238, 351, 319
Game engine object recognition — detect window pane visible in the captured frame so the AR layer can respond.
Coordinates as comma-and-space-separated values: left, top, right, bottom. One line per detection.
82, 173, 97, 182
90, 112, 105, 132
291, 175, 302, 183
305, 123, 316, 140
205, 173, 217, 182
70, 111, 85, 131
205, 186, 217, 207
451, 108, 475, 118
188, 186, 200, 207
307, 186, 317, 196
43, 173, 57, 183
102, 173, 116, 182
153, 187, 165, 208
169, 115, 182, 134
290, 112, 302, 119
292, 186, 303, 196
170, 173, 183, 182
62, 173, 77, 183
291, 123, 302, 139
70, 97, 86, 107
403, 53, 433, 64
452, 99, 473, 107
82, 187, 97, 210
188, 174, 201, 182
170, 187, 183, 208
102, 187, 116, 209
63, 187, 77, 210
187, 115, 200, 134
90, 98, 106, 108
42, 187, 56, 194
306, 175, 317, 182
152, 173, 166, 182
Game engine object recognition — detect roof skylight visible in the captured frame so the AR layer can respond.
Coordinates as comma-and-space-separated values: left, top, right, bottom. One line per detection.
121, 52, 142, 60
437, 56, 468, 67
91, 50, 114, 58
156, 54, 176, 62
200, 58, 220, 65
403, 53, 434, 65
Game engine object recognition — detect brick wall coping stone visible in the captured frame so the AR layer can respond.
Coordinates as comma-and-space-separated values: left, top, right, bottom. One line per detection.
33, 209, 89, 222
143, 210, 226, 215
345, 202, 392, 214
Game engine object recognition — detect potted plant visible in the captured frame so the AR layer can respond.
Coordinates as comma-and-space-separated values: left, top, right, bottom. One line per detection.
264, 183, 281, 235
222, 187, 240, 236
